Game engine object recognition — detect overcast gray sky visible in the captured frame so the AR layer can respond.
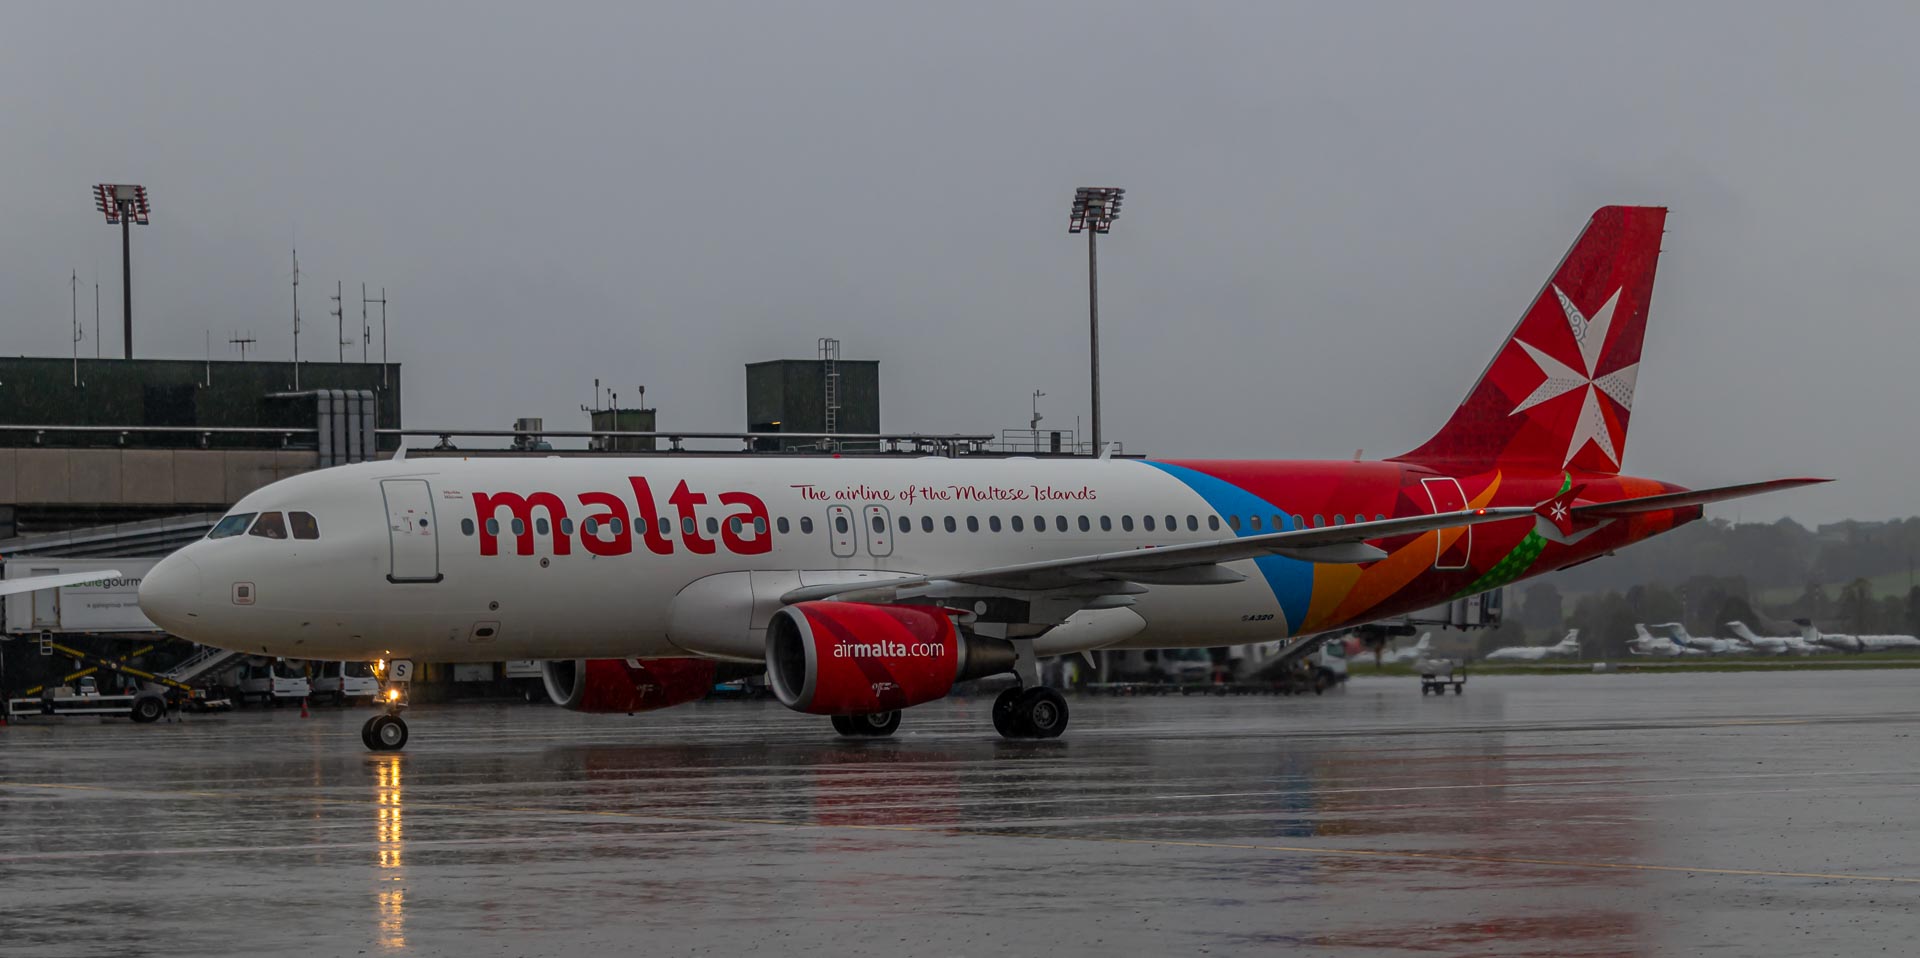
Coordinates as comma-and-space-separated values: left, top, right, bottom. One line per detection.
4, 2, 1913, 524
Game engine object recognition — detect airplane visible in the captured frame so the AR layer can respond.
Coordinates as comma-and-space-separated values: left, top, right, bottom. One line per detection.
1652, 622, 1743, 655
1484, 630, 1582, 662
1627, 624, 1702, 657
1724, 621, 1823, 655
1801, 622, 1920, 653
1378, 632, 1434, 664
115, 205, 1825, 751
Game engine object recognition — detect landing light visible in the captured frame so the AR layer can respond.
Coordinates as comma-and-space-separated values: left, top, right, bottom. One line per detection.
386, 688, 401, 702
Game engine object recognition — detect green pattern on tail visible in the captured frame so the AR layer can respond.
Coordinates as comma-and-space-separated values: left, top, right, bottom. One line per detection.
1450, 473, 1571, 599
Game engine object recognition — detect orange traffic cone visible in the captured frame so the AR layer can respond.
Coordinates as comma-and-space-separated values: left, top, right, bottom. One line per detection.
299, 697, 310, 718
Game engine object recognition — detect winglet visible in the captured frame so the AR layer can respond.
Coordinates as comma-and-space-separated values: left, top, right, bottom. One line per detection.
1533, 483, 1588, 537
393, 442, 408, 462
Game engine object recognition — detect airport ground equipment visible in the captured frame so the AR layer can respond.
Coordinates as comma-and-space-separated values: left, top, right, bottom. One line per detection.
2, 635, 228, 721
1419, 660, 1467, 696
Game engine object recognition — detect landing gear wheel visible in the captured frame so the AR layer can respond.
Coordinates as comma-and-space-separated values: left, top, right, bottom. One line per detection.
360, 714, 379, 749
992, 687, 1026, 738
855, 710, 901, 737
831, 714, 856, 736
1018, 688, 1069, 739
364, 714, 408, 752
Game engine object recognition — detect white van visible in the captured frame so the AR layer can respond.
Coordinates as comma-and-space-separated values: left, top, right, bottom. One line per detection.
310, 661, 381, 705
235, 661, 311, 706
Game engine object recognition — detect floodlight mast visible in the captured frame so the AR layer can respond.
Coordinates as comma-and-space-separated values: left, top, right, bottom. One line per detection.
92, 184, 149, 359
1068, 186, 1123, 455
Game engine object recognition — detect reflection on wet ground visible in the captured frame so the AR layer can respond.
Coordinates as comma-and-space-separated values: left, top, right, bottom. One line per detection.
4, 672, 1919, 956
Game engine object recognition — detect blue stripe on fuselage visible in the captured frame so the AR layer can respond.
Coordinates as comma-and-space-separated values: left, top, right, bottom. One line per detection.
1141, 461, 1314, 634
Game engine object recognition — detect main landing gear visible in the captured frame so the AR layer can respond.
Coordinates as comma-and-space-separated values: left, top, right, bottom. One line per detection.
832, 711, 902, 737
993, 686, 1069, 739
362, 659, 413, 752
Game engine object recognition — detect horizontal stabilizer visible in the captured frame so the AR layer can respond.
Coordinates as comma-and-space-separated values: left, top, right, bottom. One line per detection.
1571, 478, 1829, 519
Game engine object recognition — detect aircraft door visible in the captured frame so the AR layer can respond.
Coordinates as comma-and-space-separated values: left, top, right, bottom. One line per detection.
862, 504, 893, 557
826, 505, 856, 558
1419, 476, 1471, 570
381, 479, 443, 583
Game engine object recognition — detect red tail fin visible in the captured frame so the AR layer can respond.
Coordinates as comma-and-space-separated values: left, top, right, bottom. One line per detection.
1395, 206, 1667, 475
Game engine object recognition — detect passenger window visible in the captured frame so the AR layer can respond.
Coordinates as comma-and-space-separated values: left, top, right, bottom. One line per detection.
833, 516, 848, 534
1055, 515, 1068, 532
511, 518, 527, 536
1034, 515, 1046, 532
209, 513, 257, 539
683, 517, 696, 535
1078, 516, 1091, 532
1206, 515, 1219, 531
1248, 515, 1262, 531
611, 518, 625, 535
922, 516, 934, 533
1011, 515, 1025, 532
990, 516, 1003, 532
967, 516, 979, 533
1334, 515, 1345, 525
1228, 515, 1240, 531
561, 518, 575, 535
486, 518, 500, 536
1100, 516, 1112, 532
801, 516, 815, 534
1376, 514, 1386, 522
705, 517, 719, 535
1122, 515, 1134, 532
754, 517, 768, 534
1143, 515, 1156, 532
1313, 515, 1325, 528
248, 512, 289, 539
731, 517, 744, 534
537, 518, 551, 536
871, 515, 885, 533
1291, 515, 1303, 528
659, 517, 672, 537
583, 518, 598, 535
777, 517, 790, 534
1186, 515, 1199, 532
461, 518, 476, 536
899, 516, 911, 533
1165, 515, 1177, 531
290, 511, 320, 540
944, 516, 957, 533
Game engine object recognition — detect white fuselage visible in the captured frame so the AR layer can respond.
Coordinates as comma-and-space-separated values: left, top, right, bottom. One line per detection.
138, 456, 1435, 663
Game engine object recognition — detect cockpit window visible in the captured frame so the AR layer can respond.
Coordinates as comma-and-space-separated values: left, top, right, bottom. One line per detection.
248, 512, 289, 539
208, 513, 257, 539
289, 511, 320, 540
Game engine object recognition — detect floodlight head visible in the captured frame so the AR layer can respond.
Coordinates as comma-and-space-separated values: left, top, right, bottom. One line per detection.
1068, 186, 1124, 234
92, 183, 150, 225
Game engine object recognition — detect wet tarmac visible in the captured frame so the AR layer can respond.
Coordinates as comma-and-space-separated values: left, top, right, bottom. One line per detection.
4, 671, 1919, 957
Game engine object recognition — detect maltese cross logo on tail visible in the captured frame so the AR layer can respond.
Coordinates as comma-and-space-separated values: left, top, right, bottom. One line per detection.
1511, 285, 1638, 468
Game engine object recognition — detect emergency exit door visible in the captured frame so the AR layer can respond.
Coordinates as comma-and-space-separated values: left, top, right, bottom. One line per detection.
381, 479, 442, 583
1420, 476, 1472, 570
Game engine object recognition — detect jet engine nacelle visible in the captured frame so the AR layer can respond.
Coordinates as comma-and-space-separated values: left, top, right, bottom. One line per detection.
766, 602, 1017, 715
541, 657, 719, 713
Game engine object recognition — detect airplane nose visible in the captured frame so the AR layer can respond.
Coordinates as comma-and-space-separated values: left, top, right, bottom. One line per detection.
139, 552, 204, 635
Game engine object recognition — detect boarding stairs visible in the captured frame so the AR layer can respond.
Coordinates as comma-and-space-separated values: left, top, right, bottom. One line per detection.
160, 645, 248, 686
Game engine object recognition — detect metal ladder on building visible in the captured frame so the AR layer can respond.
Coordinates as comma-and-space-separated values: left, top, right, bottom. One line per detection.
819, 337, 842, 445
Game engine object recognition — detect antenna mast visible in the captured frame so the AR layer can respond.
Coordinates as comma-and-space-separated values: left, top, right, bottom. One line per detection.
331, 280, 346, 362
291, 249, 302, 388
362, 286, 388, 386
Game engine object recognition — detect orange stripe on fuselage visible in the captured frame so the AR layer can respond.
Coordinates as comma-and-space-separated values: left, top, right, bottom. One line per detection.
1301, 472, 1504, 633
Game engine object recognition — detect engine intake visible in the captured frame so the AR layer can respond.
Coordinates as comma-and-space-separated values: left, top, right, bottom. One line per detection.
542, 657, 720, 713
766, 601, 1017, 715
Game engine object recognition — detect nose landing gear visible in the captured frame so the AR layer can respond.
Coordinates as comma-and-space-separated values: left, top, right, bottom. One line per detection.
362, 659, 413, 752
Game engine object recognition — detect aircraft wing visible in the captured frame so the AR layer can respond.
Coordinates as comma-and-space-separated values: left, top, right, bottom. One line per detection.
781, 507, 1532, 603
1571, 478, 1828, 519
0, 569, 123, 598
